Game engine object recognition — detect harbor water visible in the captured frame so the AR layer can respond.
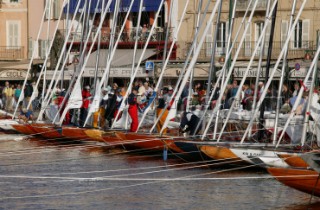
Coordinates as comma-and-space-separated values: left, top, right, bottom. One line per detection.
0, 135, 319, 210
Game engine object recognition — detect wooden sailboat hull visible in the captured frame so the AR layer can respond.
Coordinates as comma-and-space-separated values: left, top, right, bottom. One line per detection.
114, 132, 169, 151
200, 145, 247, 165
166, 139, 210, 162
84, 129, 106, 142
230, 148, 290, 168
277, 153, 309, 168
268, 167, 320, 197
30, 123, 64, 139
0, 119, 20, 134
62, 127, 91, 140
12, 124, 38, 135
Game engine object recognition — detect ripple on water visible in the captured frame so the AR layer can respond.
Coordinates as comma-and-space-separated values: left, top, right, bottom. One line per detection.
0, 137, 319, 209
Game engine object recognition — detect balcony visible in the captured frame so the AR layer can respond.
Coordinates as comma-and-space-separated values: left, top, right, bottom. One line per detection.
64, 27, 172, 43
182, 41, 314, 61
0, 46, 24, 60
236, 0, 269, 12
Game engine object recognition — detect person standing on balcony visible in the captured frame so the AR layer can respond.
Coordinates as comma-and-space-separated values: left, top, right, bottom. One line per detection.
3, 81, 13, 112
141, 24, 148, 40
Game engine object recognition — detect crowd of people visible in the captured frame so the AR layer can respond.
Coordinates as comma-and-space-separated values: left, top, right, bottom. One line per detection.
1, 78, 314, 133
0, 81, 37, 121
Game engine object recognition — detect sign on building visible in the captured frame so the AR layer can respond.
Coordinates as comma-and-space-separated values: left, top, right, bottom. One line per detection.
145, 61, 154, 71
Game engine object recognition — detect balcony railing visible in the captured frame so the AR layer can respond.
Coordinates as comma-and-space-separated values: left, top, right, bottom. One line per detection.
64, 27, 172, 43
236, 0, 269, 11
0, 46, 24, 60
182, 41, 314, 61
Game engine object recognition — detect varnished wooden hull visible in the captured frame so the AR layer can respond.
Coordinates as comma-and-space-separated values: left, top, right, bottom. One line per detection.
277, 154, 309, 168
268, 167, 320, 197
166, 139, 210, 162
84, 129, 106, 142
30, 123, 64, 139
114, 132, 170, 151
12, 124, 38, 135
62, 127, 90, 140
200, 145, 247, 165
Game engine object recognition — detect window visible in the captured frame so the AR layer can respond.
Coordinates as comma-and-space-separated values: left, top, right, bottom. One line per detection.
157, 7, 165, 28
45, 0, 60, 20
293, 20, 303, 48
255, 21, 269, 55
6, 21, 21, 48
39, 40, 48, 59
244, 22, 251, 56
2, 0, 21, 3
217, 22, 227, 49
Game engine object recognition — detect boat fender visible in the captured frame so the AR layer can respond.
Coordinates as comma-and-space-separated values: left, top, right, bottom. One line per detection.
163, 146, 168, 161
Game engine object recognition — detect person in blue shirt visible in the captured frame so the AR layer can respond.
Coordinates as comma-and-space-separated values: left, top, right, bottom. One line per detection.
18, 103, 34, 122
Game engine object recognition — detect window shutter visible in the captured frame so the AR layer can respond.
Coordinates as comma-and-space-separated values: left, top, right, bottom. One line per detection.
225, 20, 229, 53
9, 23, 14, 46
28, 38, 33, 59
39, 40, 47, 59
45, 0, 51, 20
264, 22, 271, 55
13, 23, 18, 47
302, 19, 310, 48
53, 0, 59, 19
206, 22, 213, 57
281, 20, 288, 48
244, 21, 251, 56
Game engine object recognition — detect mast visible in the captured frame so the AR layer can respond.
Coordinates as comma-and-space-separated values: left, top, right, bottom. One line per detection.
136, 0, 190, 132
201, 0, 223, 136
111, 0, 166, 129
301, 36, 320, 146
249, 0, 270, 139
202, 0, 261, 139
149, 0, 213, 133
92, 0, 104, 97
277, 40, 320, 147
272, 0, 297, 144
13, 0, 70, 118
160, 0, 223, 135
212, 0, 235, 138
240, 0, 308, 144
44, 0, 52, 103
186, 0, 203, 112
36, 0, 86, 122
195, 0, 255, 139
124, 0, 144, 130
257, 2, 278, 141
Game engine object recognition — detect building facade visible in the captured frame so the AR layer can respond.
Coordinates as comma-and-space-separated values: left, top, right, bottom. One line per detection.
175, 0, 320, 81
0, 0, 28, 60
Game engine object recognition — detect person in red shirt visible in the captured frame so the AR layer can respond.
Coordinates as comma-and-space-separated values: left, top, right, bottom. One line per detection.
128, 88, 139, 132
80, 85, 91, 126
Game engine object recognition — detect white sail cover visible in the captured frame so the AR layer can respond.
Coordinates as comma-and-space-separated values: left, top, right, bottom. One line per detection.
59, 80, 83, 124
310, 93, 320, 146
88, 80, 101, 114
67, 80, 83, 109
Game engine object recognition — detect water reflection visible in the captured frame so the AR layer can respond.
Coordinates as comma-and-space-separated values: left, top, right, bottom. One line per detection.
0, 135, 319, 209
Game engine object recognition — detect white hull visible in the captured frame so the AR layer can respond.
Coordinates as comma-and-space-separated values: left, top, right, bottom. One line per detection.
230, 147, 290, 168
0, 119, 19, 131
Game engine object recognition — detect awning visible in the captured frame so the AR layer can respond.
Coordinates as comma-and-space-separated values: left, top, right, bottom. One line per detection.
0, 69, 31, 81
160, 65, 210, 78
86, 49, 157, 67
64, 0, 163, 14
233, 67, 282, 79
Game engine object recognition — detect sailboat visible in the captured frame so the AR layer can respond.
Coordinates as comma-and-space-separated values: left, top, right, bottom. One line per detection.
268, 152, 320, 197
